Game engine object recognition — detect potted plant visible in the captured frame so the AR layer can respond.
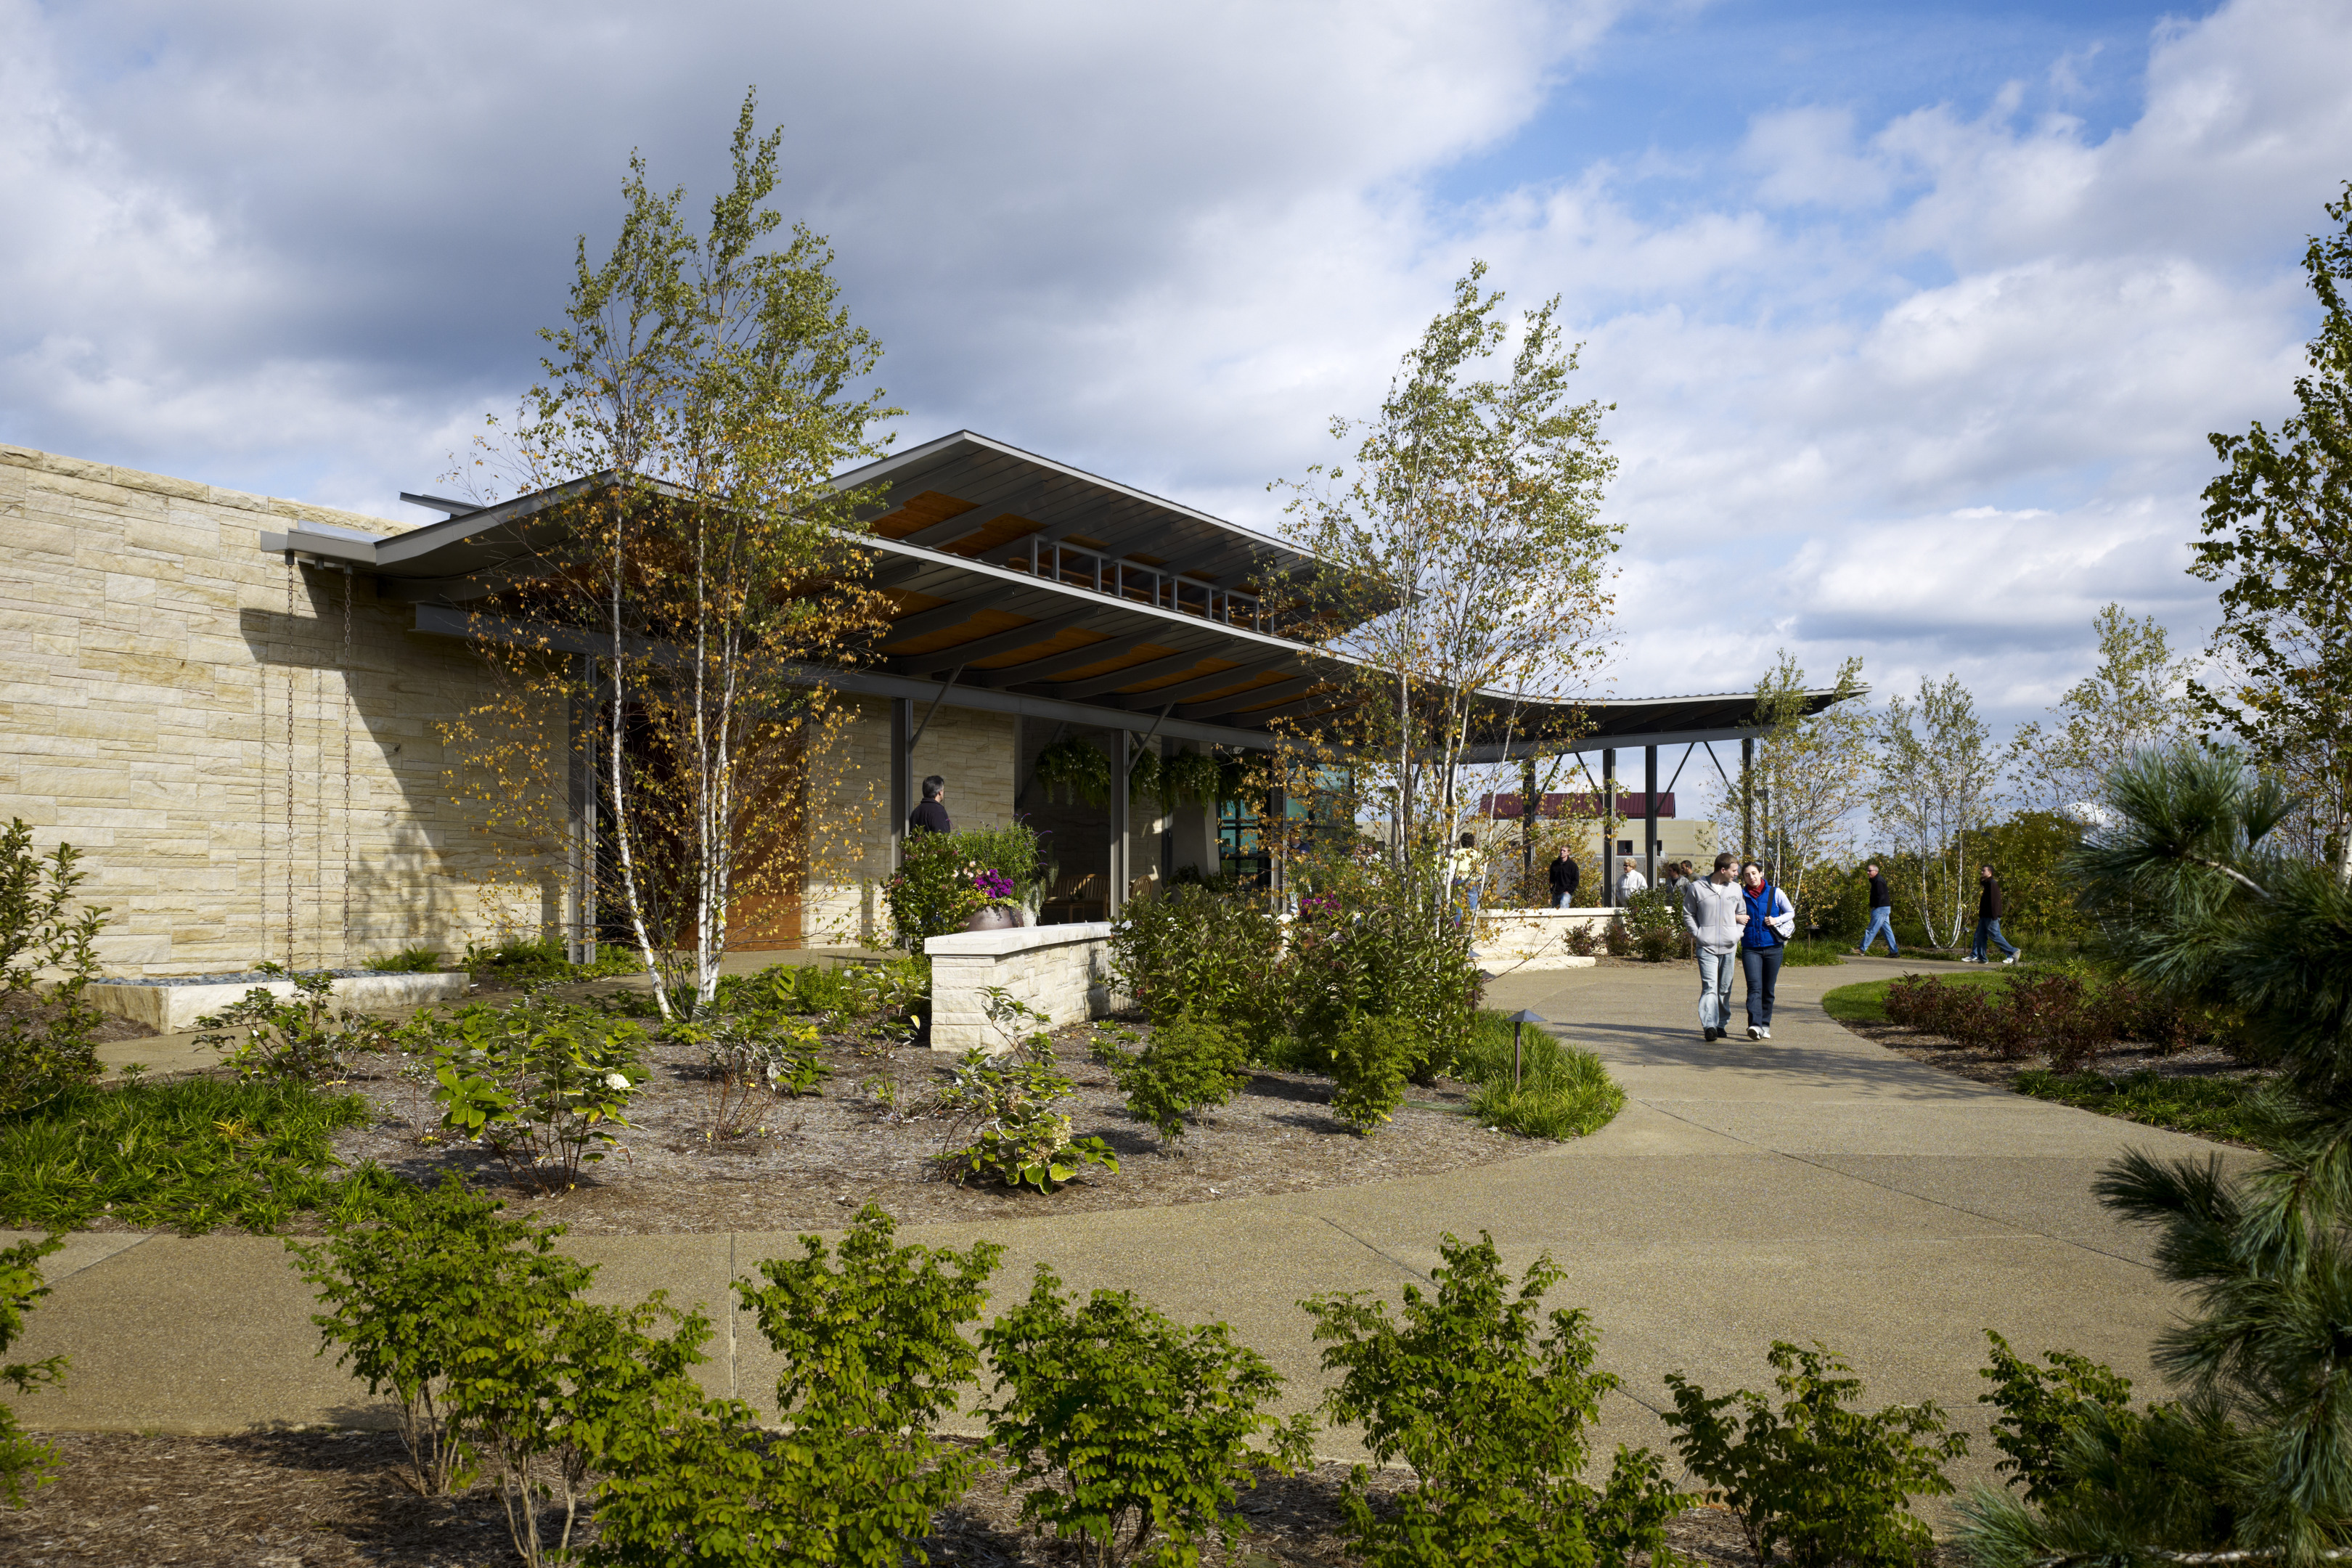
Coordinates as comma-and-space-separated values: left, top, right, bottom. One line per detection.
965, 867, 1023, 931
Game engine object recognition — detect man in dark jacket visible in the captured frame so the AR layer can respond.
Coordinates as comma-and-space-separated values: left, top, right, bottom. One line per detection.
909, 775, 952, 835
1857, 860, 1898, 957
1967, 865, 2021, 965
1547, 848, 1580, 908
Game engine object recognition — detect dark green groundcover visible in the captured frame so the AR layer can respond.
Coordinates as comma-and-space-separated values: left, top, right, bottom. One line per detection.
0, 1079, 370, 1234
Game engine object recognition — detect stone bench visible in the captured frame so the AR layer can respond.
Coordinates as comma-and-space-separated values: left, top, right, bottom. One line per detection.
84, 971, 472, 1034
922, 922, 1115, 1054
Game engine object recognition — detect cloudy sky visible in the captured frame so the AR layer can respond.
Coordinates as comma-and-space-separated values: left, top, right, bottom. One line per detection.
6, 0, 2348, 750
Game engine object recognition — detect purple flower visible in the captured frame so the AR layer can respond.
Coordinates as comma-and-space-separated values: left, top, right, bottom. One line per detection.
973, 868, 1016, 902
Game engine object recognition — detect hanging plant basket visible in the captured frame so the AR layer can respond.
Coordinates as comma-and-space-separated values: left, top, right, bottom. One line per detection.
1031, 737, 1111, 807
1162, 751, 1222, 809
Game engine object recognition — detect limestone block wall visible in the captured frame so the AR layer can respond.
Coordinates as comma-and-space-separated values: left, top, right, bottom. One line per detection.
0, 446, 541, 976
922, 921, 1111, 1053
1475, 907, 1617, 971
801, 697, 1021, 947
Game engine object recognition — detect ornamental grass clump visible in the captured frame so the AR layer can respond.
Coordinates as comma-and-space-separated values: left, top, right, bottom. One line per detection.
981, 1265, 1315, 1568
1463, 1029, 1625, 1140
1302, 1231, 1686, 1568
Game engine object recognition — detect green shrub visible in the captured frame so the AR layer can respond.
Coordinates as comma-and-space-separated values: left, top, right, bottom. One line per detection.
1662, 1340, 1967, 1568
981, 1265, 1315, 1568
1302, 1231, 1686, 1568
1976, 1331, 2135, 1506
1106, 884, 1285, 1038
1109, 1013, 1249, 1143
727, 1204, 1000, 1566
0, 1233, 66, 1506
931, 991, 1117, 1192
465, 935, 637, 984
420, 997, 643, 1192
366, 944, 449, 973
0, 820, 107, 1117
1622, 887, 1689, 963
1465, 1034, 1625, 1140
1289, 856, 1477, 1077
287, 1174, 589, 1498
195, 965, 394, 1084
666, 1013, 826, 1143
1327, 1014, 1413, 1134
0, 1078, 369, 1233
883, 825, 1041, 947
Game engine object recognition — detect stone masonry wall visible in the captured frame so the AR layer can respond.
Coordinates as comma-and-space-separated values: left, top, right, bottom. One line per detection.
801, 696, 1018, 947
0, 446, 539, 976
923, 922, 1110, 1053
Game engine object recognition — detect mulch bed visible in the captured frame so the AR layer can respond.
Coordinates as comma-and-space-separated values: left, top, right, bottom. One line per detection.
265, 997, 1534, 1238
2, 989, 157, 1045
0, 1429, 1772, 1567
1837, 1016, 2269, 1100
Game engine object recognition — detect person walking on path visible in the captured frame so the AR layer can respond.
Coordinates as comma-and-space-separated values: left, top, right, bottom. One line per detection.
1857, 860, 1899, 957
909, 775, 952, 835
1967, 865, 2022, 965
1738, 859, 1796, 1040
1682, 852, 1745, 1042
1618, 857, 1648, 898
1448, 832, 1487, 914
1547, 846, 1581, 909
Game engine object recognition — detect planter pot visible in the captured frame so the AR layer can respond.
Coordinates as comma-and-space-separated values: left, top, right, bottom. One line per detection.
963, 906, 1022, 932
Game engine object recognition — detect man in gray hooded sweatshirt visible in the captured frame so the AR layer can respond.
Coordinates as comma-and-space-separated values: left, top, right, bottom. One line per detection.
1682, 852, 1746, 1042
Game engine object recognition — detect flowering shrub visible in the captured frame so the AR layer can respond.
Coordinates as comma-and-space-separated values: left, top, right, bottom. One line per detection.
421, 997, 643, 1192
883, 826, 1042, 945
196, 965, 393, 1085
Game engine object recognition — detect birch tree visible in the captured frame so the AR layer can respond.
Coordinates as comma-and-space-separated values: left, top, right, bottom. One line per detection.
1273, 263, 1619, 906
449, 91, 897, 1015
2194, 179, 2352, 882
1718, 652, 1869, 916
1871, 676, 1998, 949
2007, 605, 2198, 818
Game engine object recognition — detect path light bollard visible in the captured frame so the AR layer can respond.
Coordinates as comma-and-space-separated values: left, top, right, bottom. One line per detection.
1506, 1008, 1545, 1090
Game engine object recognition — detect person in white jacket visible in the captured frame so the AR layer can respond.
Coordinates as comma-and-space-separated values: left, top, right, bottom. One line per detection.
1681, 852, 1746, 1042
1736, 859, 1798, 1040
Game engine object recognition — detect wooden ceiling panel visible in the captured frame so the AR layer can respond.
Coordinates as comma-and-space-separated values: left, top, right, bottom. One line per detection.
1042, 644, 1184, 683
881, 607, 1026, 654
966, 625, 1108, 669
938, 513, 1045, 558
868, 491, 976, 541
1121, 656, 1238, 693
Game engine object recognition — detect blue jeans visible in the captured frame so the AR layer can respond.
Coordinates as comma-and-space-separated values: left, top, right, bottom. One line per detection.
1972, 918, 2017, 960
1696, 948, 1736, 1032
1860, 907, 1898, 955
1552, 890, 1572, 909
1742, 944, 1784, 1026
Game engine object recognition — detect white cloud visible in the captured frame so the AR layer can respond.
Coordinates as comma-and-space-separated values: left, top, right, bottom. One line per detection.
0, 0, 2347, 745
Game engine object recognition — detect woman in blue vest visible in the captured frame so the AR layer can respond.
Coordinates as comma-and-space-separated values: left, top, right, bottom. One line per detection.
1736, 859, 1797, 1041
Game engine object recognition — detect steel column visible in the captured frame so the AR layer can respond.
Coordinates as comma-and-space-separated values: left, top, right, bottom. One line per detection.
1108, 730, 1132, 918
890, 697, 912, 872
1601, 748, 1617, 906
1644, 746, 1659, 891
1741, 736, 1755, 861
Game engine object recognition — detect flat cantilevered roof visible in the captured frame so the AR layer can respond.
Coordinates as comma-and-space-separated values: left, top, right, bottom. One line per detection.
258, 433, 1850, 753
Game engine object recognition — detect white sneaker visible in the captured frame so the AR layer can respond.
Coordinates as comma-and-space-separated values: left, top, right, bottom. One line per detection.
1747, 1024, 1760, 1040
2003, 952, 2022, 965
1757, 1026, 1771, 1040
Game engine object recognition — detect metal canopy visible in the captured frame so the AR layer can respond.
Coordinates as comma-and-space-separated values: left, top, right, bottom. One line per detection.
258, 433, 1856, 756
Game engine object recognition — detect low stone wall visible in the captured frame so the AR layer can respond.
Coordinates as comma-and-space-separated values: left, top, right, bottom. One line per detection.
1474, 907, 1618, 971
86, 971, 472, 1034
922, 922, 1114, 1054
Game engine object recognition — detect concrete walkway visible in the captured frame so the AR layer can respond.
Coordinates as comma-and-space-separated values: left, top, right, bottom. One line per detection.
6, 955, 2238, 1495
